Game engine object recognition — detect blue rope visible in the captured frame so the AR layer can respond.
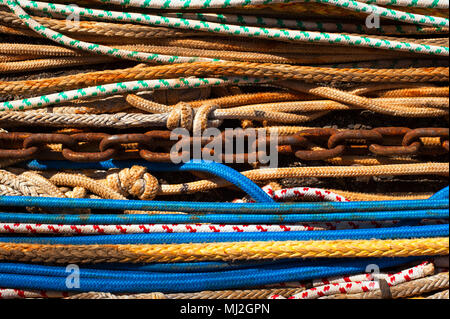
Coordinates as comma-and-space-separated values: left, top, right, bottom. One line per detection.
429, 186, 450, 200
23, 159, 274, 203
0, 196, 447, 213
0, 257, 422, 293
91, 260, 307, 273
0, 224, 446, 244
0, 209, 446, 224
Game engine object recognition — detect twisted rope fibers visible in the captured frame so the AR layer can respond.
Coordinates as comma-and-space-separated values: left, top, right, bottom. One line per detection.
7, 0, 448, 55
0, 76, 268, 111
0, 0, 448, 300
0, 238, 447, 264
2, 63, 447, 97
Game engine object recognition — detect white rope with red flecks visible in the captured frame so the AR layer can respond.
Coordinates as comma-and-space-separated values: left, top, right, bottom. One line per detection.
234, 185, 350, 203
0, 220, 429, 235
1, 219, 445, 235
269, 262, 433, 299
0, 289, 69, 299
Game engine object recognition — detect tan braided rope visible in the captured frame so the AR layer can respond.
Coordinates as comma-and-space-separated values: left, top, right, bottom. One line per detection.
155, 163, 448, 195
0, 44, 406, 65
323, 156, 421, 166
0, 170, 54, 197
66, 287, 306, 299
126, 94, 448, 121
425, 289, 449, 299
49, 173, 126, 200
374, 87, 449, 98
0, 238, 447, 264
0, 11, 201, 39
0, 168, 436, 200
2, 163, 447, 198
0, 37, 427, 57
0, 56, 117, 73
279, 81, 449, 117
65, 292, 167, 299
1, 62, 448, 96
20, 171, 66, 198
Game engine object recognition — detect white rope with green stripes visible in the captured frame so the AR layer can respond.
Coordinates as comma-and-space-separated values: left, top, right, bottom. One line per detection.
349, 0, 449, 7
9, 0, 449, 56
99, 0, 450, 27
0, 77, 268, 112
313, 0, 448, 27
19, 0, 449, 27
1, 0, 220, 64
163, 12, 448, 34
94, 0, 450, 9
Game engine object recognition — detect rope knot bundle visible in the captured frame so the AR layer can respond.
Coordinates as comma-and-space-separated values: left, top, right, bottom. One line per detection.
166, 102, 194, 130
193, 103, 221, 135
106, 165, 159, 200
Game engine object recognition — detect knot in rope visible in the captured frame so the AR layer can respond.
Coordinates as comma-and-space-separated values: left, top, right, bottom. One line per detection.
106, 166, 159, 200
65, 186, 87, 199
166, 102, 194, 130
193, 103, 222, 135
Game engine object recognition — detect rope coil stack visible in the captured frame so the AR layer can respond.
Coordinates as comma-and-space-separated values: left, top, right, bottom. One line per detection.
0, 0, 448, 300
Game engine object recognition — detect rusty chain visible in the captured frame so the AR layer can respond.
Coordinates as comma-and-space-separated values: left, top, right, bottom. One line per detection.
0, 127, 448, 163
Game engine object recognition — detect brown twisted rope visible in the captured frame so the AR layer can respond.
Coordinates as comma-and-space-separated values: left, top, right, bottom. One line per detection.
1, 62, 447, 95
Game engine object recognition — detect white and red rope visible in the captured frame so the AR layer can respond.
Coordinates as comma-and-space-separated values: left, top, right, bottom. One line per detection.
0, 220, 409, 234
234, 185, 350, 203
270, 262, 432, 299
0, 288, 68, 299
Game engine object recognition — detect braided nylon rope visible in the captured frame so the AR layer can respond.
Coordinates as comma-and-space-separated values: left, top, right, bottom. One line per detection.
7, 0, 448, 55
86, 0, 450, 10
2, 0, 220, 64
163, 12, 450, 33
0, 238, 447, 263
311, 261, 433, 287
0, 0, 448, 301
1, 220, 425, 234
270, 261, 435, 299
0, 77, 266, 111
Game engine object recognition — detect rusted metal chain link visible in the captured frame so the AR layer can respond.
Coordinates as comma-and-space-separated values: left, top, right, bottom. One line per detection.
0, 128, 447, 162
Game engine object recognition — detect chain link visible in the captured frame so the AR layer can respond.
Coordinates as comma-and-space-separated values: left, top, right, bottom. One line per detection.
0, 127, 448, 162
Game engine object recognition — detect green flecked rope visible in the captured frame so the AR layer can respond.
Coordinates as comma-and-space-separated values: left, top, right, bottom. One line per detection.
2, 0, 220, 64
0, 77, 268, 112
96, 0, 449, 27
96, 0, 449, 10
164, 12, 448, 34
7, 0, 449, 56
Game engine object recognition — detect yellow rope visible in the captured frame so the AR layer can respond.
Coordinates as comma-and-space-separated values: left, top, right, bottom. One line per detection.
0, 238, 447, 263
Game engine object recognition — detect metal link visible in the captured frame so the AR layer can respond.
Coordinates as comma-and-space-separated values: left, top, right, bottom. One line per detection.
370, 127, 421, 156
403, 128, 449, 147
63, 133, 117, 162
0, 132, 35, 159
0, 128, 447, 162
328, 130, 383, 149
